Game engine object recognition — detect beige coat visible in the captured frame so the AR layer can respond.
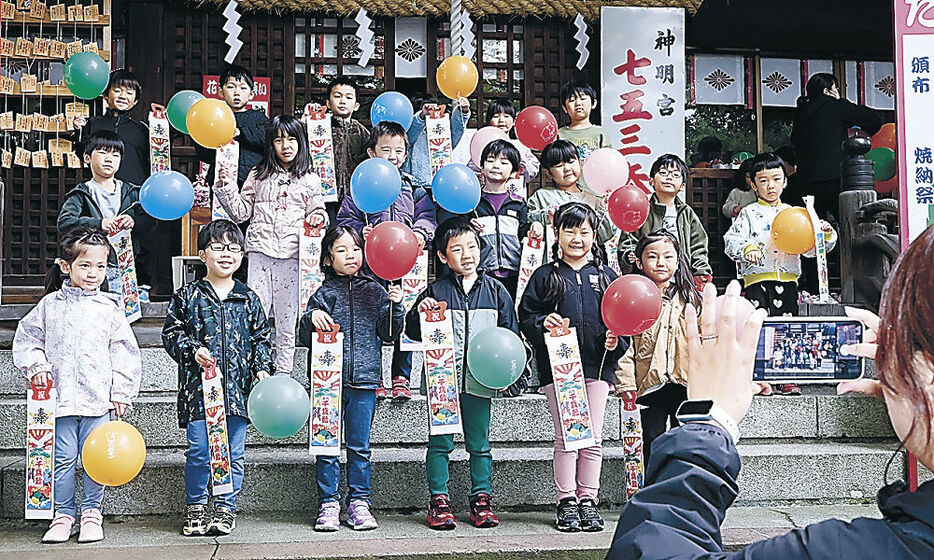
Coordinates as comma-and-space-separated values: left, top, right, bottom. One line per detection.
215, 169, 327, 259
614, 293, 692, 396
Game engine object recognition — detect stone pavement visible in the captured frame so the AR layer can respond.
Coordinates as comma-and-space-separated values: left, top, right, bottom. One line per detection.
0, 505, 882, 559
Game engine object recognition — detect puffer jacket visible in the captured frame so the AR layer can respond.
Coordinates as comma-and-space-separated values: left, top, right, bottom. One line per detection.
436, 190, 531, 274
405, 271, 519, 398
215, 169, 327, 259
614, 292, 691, 396
162, 279, 274, 427
298, 274, 404, 389
57, 180, 144, 263
337, 173, 437, 246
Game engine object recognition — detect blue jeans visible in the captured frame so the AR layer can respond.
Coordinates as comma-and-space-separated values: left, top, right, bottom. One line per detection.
316, 387, 377, 505
54, 413, 112, 516
185, 416, 247, 510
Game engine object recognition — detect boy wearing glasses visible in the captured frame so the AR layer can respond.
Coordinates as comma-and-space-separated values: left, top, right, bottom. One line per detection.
162, 219, 274, 538
620, 154, 712, 286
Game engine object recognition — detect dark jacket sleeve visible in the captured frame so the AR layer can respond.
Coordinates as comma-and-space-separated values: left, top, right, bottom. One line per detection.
837, 99, 883, 136
194, 142, 216, 166
247, 294, 275, 376
404, 286, 433, 342
377, 286, 406, 343
518, 267, 552, 349
336, 195, 367, 236
686, 209, 713, 278
162, 289, 199, 365
495, 280, 520, 334
516, 201, 532, 240
57, 191, 100, 232
238, 111, 269, 154
413, 191, 438, 246
298, 286, 333, 347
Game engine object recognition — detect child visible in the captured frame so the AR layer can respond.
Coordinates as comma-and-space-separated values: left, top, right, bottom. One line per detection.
337, 120, 436, 399
478, 98, 540, 189
724, 152, 837, 395
613, 230, 700, 465
722, 157, 758, 220
405, 218, 519, 530
557, 79, 611, 194
214, 114, 328, 376
58, 130, 143, 293
298, 226, 405, 531
162, 220, 274, 536
195, 64, 270, 188
519, 202, 625, 533
14, 227, 142, 543
319, 76, 370, 219
528, 140, 615, 244
403, 93, 471, 188
620, 154, 712, 284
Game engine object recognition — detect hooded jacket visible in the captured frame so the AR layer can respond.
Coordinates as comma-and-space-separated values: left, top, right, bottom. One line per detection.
76, 110, 150, 186
194, 108, 269, 187
614, 292, 691, 396
162, 279, 274, 427
298, 274, 404, 389
337, 173, 436, 246
621, 193, 712, 278
519, 260, 626, 386
57, 180, 143, 262
609, 422, 934, 559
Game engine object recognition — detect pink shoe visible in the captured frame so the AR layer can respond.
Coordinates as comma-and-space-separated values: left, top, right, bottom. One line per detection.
42, 512, 76, 543
78, 508, 104, 542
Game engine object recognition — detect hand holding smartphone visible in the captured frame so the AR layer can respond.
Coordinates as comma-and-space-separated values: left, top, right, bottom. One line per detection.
754, 317, 865, 383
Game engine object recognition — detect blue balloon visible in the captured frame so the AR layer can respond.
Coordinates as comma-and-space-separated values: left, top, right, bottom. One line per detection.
350, 158, 402, 214
432, 163, 481, 214
370, 91, 414, 130
140, 171, 195, 221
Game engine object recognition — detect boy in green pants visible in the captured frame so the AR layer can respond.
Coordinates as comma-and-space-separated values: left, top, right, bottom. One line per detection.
406, 218, 519, 530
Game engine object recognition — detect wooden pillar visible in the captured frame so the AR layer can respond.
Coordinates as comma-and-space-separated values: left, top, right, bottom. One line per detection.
839, 190, 877, 304
753, 54, 764, 153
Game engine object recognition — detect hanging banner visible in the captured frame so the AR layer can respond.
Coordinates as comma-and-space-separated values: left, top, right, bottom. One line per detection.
600, 6, 685, 193
759, 58, 801, 107
804, 59, 833, 80
395, 17, 428, 78
863, 61, 896, 111
203, 75, 271, 116
845, 60, 860, 103
692, 54, 745, 106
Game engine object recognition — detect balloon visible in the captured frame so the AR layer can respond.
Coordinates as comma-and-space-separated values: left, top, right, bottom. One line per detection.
602, 275, 663, 336
714, 294, 757, 342
186, 98, 236, 149
167, 90, 204, 134
365, 221, 420, 281
515, 106, 558, 151
370, 92, 414, 130
63, 52, 110, 100
871, 123, 896, 150
771, 207, 815, 254
470, 126, 509, 167
875, 175, 898, 194
582, 148, 630, 195
432, 163, 481, 214
733, 151, 755, 163
81, 421, 146, 487
350, 158, 402, 213
466, 327, 526, 390
436, 56, 479, 99
867, 147, 896, 181
248, 376, 311, 439
140, 171, 195, 220
607, 186, 650, 232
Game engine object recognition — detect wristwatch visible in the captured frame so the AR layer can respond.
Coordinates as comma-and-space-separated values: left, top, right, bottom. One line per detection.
676, 399, 740, 444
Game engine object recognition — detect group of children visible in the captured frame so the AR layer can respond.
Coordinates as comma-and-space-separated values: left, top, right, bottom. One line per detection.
12, 63, 837, 543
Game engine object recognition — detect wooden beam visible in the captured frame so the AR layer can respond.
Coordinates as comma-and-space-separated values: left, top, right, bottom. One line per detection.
754, 54, 763, 153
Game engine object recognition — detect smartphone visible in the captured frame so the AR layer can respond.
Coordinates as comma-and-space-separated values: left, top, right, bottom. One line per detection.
753, 317, 864, 383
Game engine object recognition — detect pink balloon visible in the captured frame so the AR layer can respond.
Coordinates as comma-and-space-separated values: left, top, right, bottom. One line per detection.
470, 127, 509, 168
582, 148, 630, 196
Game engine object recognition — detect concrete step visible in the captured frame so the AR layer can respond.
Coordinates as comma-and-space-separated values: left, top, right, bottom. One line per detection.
0, 441, 905, 518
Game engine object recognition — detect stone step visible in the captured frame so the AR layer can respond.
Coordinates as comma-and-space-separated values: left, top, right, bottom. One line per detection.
0, 441, 904, 518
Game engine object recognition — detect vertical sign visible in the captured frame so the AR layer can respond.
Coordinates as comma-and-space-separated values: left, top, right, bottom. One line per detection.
600, 6, 685, 194
202, 75, 272, 116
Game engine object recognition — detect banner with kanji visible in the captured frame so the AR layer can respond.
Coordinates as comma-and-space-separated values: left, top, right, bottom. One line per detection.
692, 54, 745, 106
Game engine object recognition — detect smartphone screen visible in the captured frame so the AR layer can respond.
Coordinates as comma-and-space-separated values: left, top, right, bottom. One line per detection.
753, 319, 863, 382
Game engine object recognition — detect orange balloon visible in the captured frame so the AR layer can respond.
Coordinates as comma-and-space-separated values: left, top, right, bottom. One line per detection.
436, 56, 478, 99
871, 122, 896, 151
81, 420, 146, 487
186, 98, 236, 149
771, 207, 815, 255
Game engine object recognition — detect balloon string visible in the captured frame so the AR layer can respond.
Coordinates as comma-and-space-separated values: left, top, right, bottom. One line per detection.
597, 346, 609, 378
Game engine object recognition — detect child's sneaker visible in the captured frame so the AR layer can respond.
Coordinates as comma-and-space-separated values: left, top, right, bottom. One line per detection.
391, 376, 412, 400
182, 504, 209, 536
556, 497, 581, 532
468, 493, 499, 528
208, 505, 236, 536
42, 512, 77, 543
376, 384, 388, 400
314, 501, 340, 532
77, 508, 104, 542
138, 285, 151, 303
346, 500, 378, 531
427, 494, 456, 530
578, 498, 604, 532
776, 383, 802, 396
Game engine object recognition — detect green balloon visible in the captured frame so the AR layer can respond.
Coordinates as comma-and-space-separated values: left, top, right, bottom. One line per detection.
466, 327, 526, 390
867, 147, 896, 182
734, 151, 754, 162
247, 376, 310, 439
63, 52, 109, 100
167, 90, 204, 134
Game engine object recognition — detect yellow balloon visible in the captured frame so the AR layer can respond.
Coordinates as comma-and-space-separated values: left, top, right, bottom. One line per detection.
81, 420, 146, 487
186, 98, 236, 149
771, 207, 815, 255
436, 56, 479, 99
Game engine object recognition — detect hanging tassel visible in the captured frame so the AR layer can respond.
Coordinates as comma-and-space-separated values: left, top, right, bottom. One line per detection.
574, 14, 589, 70
222, 0, 243, 64
355, 8, 375, 68
460, 9, 475, 60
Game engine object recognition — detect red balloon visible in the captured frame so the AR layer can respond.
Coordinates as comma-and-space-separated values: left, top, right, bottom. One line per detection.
871, 123, 896, 151
364, 221, 420, 281
601, 275, 663, 336
607, 186, 650, 232
875, 175, 898, 194
515, 106, 558, 151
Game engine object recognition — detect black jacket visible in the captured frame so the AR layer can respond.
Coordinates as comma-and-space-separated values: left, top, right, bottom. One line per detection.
518, 260, 626, 386
57, 180, 144, 262
436, 191, 531, 275
76, 111, 150, 186
298, 274, 404, 389
609, 422, 934, 559
194, 108, 269, 187
791, 96, 883, 184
